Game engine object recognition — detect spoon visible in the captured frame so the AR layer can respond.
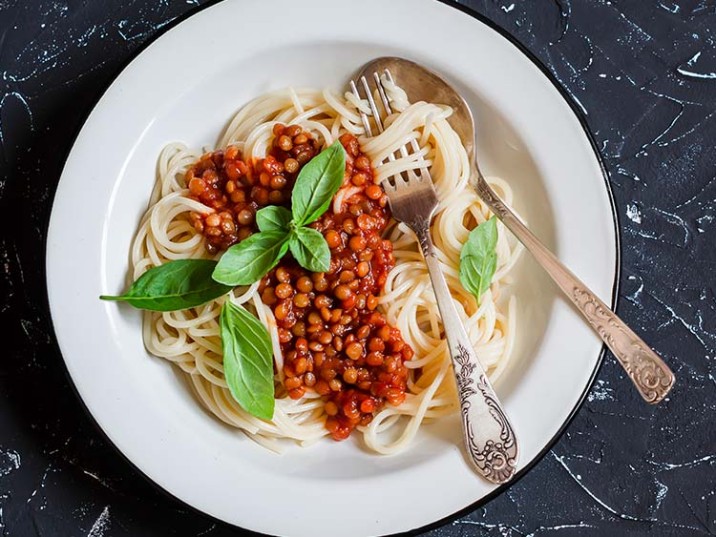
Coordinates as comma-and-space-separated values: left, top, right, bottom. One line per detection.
356, 57, 675, 404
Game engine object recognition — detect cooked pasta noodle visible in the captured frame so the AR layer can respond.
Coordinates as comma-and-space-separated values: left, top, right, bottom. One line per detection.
130, 81, 521, 454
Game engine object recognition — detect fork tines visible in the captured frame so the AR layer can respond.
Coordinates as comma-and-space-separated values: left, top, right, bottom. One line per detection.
351, 70, 432, 190
351, 70, 439, 224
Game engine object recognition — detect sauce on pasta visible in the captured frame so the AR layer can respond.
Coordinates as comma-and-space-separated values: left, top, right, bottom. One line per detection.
132, 84, 520, 454
187, 126, 414, 440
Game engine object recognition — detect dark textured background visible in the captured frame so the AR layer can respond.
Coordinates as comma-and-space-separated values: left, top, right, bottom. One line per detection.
1, 1, 715, 536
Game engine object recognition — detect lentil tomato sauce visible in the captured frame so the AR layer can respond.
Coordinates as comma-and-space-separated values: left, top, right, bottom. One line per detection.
187, 125, 414, 440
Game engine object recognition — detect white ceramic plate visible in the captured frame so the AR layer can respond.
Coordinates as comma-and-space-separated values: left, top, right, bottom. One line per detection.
46, 1, 618, 535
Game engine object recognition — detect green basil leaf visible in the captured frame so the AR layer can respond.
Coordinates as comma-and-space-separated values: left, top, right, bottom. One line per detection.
289, 227, 330, 273
100, 259, 231, 311
461, 216, 498, 260
291, 141, 346, 226
459, 217, 498, 304
256, 205, 292, 233
220, 301, 275, 420
212, 231, 289, 286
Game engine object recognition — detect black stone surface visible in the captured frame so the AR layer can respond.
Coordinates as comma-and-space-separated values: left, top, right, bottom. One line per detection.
1, 1, 714, 536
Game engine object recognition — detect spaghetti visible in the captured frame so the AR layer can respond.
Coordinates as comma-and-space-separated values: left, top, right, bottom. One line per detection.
130, 81, 521, 454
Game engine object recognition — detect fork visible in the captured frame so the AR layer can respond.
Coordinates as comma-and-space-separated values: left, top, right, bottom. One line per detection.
351, 71, 519, 483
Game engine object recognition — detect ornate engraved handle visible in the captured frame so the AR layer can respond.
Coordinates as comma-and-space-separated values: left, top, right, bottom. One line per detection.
475, 174, 675, 403
413, 219, 518, 483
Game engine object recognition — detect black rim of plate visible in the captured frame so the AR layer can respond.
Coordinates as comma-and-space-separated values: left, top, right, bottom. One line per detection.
44, 1, 621, 535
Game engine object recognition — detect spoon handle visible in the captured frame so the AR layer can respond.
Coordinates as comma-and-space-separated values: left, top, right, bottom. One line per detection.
475, 175, 675, 403
414, 222, 518, 483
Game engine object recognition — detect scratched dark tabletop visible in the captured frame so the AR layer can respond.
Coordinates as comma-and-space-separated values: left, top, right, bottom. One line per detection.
1, 1, 715, 536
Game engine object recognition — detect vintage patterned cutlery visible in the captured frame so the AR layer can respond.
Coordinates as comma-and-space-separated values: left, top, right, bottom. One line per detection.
356, 57, 675, 404
350, 71, 519, 483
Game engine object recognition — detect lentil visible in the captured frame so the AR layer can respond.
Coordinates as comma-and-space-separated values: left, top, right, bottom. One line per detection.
187, 129, 413, 440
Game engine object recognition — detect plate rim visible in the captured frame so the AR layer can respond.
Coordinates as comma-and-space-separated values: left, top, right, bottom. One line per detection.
43, 1, 621, 535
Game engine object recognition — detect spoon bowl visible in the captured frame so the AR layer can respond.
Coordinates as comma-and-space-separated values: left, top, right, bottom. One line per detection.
356, 57, 477, 161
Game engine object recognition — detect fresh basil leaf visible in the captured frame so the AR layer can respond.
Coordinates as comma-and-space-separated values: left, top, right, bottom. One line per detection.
291, 141, 346, 226
459, 217, 498, 304
100, 259, 231, 311
212, 231, 289, 286
256, 205, 292, 233
460, 254, 496, 303
461, 216, 498, 260
289, 227, 330, 273
220, 301, 275, 420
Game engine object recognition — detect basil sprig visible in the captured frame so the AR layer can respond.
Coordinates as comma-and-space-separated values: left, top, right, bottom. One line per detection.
212, 141, 345, 285
459, 216, 498, 304
220, 301, 275, 420
101, 140, 348, 422
100, 259, 231, 311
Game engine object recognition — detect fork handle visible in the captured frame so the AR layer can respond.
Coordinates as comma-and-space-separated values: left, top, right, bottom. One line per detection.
474, 175, 675, 404
413, 221, 518, 483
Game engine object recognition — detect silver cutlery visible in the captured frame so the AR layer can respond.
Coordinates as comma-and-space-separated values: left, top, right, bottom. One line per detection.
350, 72, 519, 483
356, 57, 675, 404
